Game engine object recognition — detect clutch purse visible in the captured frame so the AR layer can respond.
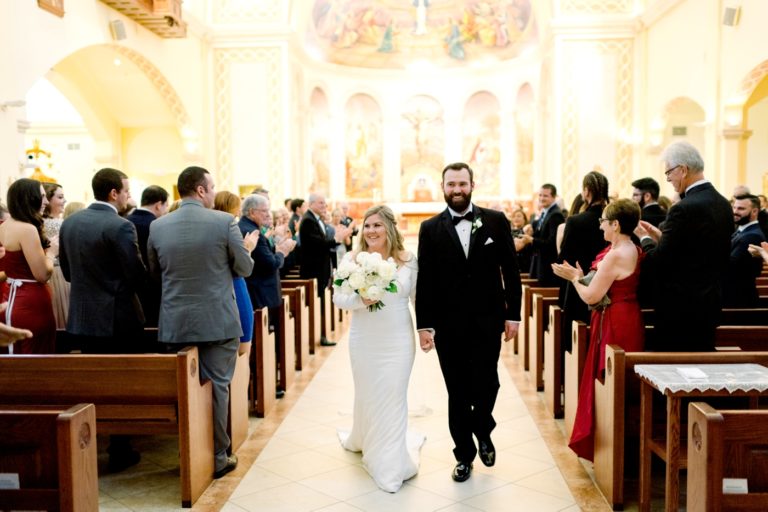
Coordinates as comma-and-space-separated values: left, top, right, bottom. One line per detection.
578, 270, 611, 311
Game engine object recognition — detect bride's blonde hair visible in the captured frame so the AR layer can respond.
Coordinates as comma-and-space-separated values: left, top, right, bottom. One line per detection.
357, 205, 405, 262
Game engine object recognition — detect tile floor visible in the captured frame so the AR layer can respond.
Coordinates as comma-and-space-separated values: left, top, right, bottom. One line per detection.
94, 330, 618, 511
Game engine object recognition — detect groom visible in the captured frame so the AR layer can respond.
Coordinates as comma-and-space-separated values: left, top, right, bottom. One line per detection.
416, 162, 522, 482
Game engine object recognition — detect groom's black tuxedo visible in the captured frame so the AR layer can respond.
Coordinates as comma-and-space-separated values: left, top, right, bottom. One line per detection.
416, 204, 521, 463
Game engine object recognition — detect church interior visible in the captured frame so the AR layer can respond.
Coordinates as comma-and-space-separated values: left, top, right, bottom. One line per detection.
2, 0, 768, 511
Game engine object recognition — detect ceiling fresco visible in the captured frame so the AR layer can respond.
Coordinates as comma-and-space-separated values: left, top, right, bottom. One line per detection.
305, 0, 536, 69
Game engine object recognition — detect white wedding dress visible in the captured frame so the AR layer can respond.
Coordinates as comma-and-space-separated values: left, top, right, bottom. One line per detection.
333, 254, 426, 493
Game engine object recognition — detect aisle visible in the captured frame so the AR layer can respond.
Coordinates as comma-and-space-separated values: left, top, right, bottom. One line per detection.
223, 332, 581, 512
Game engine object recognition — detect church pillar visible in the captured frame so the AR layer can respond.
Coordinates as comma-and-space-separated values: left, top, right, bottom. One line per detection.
328, 112, 346, 201
0, 112, 27, 191
500, 105, 517, 200
720, 127, 752, 194
550, 2, 638, 200
381, 108, 400, 202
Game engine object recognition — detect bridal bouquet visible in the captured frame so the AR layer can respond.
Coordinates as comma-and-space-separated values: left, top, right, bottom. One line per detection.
333, 251, 398, 312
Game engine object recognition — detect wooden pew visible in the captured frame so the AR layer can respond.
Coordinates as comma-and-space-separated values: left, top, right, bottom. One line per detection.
687, 402, 768, 512
282, 279, 320, 353
528, 292, 559, 390
563, 315, 768, 433
544, 305, 565, 417
251, 307, 276, 418
514, 279, 539, 354
593, 346, 768, 509
0, 403, 98, 512
0, 347, 213, 508
519, 284, 559, 371
281, 287, 310, 370
564, 320, 589, 439
277, 297, 296, 392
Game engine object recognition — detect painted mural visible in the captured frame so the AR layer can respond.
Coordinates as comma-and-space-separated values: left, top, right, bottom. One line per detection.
345, 94, 383, 198
463, 91, 501, 195
400, 95, 444, 201
307, 0, 536, 68
309, 88, 331, 194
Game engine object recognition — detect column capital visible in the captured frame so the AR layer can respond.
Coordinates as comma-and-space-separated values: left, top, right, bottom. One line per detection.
722, 127, 753, 140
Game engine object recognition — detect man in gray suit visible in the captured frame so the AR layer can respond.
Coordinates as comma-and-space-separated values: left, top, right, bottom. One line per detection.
59, 167, 147, 471
147, 166, 258, 479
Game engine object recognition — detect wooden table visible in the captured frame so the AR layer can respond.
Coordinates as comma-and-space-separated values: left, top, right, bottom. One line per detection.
635, 363, 768, 512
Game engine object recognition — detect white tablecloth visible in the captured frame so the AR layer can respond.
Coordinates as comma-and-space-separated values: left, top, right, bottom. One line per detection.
634, 363, 768, 393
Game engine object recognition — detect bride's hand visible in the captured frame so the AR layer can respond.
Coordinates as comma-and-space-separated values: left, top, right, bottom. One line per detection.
361, 297, 379, 306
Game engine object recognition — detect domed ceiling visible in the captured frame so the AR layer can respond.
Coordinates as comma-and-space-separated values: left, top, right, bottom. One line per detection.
305, 0, 536, 69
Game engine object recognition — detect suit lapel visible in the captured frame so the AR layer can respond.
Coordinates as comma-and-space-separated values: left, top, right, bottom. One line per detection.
441, 209, 464, 256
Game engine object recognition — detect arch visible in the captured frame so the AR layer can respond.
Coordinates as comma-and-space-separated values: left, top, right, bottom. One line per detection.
309, 87, 331, 194
463, 91, 501, 196
344, 93, 383, 199
400, 95, 444, 201
515, 82, 535, 198
737, 59, 768, 102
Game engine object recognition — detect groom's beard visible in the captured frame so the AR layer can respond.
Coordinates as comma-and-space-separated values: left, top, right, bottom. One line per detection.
445, 190, 472, 212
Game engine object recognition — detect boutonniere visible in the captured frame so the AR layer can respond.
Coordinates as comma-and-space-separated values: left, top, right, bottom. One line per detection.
471, 217, 483, 235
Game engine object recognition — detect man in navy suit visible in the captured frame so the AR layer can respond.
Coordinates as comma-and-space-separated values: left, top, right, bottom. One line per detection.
59, 167, 147, 471
127, 185, 169, 327
239, 194, 296, 352
417, 162, 522, 483
515, 184, 564, 286
636, 141, 733, 351
723, 194, 766, 307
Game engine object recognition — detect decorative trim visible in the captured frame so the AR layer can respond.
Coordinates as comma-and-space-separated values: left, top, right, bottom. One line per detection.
738, 59, 768, 98
213, 46, 283, 192
558, 0, 634, 15
111, 45, 191, 130
213, 0, 284, 24
722, 128, 753, 140
560, 39, 633, 196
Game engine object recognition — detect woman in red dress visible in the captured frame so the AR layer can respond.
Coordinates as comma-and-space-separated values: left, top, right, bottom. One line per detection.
0, 178, 56, 354
551, 198, 644, 461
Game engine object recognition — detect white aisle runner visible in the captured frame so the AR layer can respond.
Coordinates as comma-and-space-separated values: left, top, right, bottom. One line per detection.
224, 332, 578, 512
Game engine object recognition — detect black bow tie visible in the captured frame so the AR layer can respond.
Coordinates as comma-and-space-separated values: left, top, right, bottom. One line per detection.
452, 211, 474, 225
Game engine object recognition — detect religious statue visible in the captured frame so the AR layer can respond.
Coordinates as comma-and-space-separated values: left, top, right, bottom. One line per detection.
413, 0, 429, 35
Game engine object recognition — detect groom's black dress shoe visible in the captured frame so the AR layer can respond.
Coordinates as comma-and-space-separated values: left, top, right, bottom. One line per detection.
452, 461, 473, 482
478, 438, 496, 467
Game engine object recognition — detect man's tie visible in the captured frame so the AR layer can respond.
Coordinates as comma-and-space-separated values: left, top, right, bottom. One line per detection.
452, 211, 474, 225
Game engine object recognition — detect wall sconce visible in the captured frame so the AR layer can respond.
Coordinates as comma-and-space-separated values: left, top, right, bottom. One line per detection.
0, 100, 26, 112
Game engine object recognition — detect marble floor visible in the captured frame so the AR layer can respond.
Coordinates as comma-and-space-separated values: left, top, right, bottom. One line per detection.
96, 327, 616, 511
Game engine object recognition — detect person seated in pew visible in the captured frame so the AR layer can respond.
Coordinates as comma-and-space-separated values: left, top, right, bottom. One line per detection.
551, 198, 644, 461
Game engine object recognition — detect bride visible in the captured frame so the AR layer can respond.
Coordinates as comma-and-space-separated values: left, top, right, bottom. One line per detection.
333, 205, 425, 493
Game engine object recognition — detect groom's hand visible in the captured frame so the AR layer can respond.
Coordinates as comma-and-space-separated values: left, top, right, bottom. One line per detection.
418, 330, 434, 353
503, 321, 519, 342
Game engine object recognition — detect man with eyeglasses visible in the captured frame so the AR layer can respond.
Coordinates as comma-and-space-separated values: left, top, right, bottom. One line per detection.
634, 141, 733, 351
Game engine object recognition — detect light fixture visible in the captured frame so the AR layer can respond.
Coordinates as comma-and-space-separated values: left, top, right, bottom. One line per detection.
0, 100, 26, 111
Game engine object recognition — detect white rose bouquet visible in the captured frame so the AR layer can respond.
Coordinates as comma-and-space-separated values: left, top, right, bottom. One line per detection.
333, 251, 398, 312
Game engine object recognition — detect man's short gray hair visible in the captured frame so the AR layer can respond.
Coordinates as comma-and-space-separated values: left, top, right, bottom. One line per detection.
308, 192, 323, 204
241, 193, 268, 217
662, 141, 704, 173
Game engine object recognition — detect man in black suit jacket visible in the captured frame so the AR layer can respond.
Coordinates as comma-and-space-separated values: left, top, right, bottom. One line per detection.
127, 185, 169, 327
631, 177, 667, 227
516, 184, 564, 286
298, 193, 351, 346
724, 194, 766, 307
59, 167, 147, 472
416, 162, 522, 483
636, 141, 733, 351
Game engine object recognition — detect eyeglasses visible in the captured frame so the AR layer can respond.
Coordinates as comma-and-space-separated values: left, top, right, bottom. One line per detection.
664, 165, 681, 177
599, 217, 611, 223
